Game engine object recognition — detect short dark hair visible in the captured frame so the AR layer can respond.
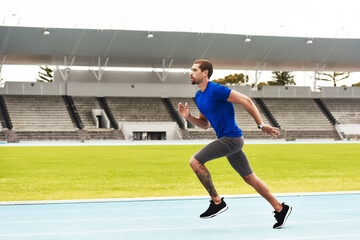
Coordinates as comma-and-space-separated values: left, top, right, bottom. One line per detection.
194, 59, 213, 79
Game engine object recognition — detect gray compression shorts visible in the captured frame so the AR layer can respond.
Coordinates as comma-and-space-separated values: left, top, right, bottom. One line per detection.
193, 137, 253, 178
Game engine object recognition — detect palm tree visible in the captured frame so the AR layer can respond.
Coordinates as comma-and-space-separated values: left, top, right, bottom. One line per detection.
316, 72, 350, 87
36, 66, 54, 82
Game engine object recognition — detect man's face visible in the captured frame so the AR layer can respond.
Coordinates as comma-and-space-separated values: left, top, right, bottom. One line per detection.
190, 64, 207, 85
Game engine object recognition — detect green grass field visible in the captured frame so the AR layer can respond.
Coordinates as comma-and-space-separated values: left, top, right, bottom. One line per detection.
0, 143, 359, 201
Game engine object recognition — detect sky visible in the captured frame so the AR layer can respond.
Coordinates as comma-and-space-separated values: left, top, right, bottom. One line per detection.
2, 0, 360, 38
1, 0, 360, 87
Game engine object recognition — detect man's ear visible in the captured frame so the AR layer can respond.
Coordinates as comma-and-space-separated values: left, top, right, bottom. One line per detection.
203, 69, 208, 78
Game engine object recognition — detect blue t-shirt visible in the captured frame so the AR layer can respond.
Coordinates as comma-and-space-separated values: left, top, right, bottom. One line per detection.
195, 81, 243, 139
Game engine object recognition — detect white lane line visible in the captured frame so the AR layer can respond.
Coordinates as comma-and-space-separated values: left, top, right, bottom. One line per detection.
0, 219, 360, 238
1, 191, 359, 206
1, 208, 360, 224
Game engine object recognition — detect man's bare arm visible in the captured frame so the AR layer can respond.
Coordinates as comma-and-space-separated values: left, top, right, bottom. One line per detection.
227, 90, 280, 138
178, 102, 210, 129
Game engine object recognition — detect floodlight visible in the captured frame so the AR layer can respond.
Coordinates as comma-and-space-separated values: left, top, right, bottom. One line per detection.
43, 29, 51, 36
147, 32, 154, 39
244, 35, 251, 43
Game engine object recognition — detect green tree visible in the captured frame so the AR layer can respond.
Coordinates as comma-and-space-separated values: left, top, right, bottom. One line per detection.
256, 82, 268, 90
352, 82, 360, 87
268, 71, 296, 86
212, 73, 249, 85
36, 65, 54, 82
316, 72, 350, 87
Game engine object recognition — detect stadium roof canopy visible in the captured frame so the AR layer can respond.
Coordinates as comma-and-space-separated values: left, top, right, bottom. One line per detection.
1, 26, 360, 72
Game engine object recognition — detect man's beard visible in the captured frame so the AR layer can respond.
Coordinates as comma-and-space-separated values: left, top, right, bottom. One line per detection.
191, 78, 201, 85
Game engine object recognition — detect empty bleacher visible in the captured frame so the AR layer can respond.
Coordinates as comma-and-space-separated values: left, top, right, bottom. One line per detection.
170, 97, 277, 139
263, 98, 337, 139
234, 101, 276, 139
72, 97, 101, 129
169, 97, 217, 139
169, 97, 198, 117
169, 97, 197, 127
0, 130, 5, 141
86, 129, 124, 140
180, 128, 217, 140
4, 95, 76, 131
3, 95, 78, 141
14, 131, 80, 141
321, 98, 360, 140
106, 97, 173, 122
1, 94, 358, 142
322, 99, 360, 124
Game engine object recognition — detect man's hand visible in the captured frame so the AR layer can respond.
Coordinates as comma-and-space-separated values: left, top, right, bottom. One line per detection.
261, 125, 281, 138
178, 102, 191, 119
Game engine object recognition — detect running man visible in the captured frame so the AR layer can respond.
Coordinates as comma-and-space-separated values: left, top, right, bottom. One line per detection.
178, 59, 292, 229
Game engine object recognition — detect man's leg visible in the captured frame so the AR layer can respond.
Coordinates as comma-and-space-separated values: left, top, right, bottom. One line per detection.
190, 156, 228, 218
243, 173, 282, 212
189, 156, 221, 204
227, 146, 292, 228
190, 137, 247, 218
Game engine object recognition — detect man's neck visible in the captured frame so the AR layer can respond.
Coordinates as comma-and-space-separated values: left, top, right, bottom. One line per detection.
198, 79, 210, 92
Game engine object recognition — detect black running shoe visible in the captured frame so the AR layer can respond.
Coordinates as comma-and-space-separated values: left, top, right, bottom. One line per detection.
273, 202, 292, 229
200, 197, 228, 219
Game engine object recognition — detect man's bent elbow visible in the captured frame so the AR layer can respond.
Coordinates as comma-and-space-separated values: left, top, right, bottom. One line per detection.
241, 96, 254, 108
244, 95, 252, 104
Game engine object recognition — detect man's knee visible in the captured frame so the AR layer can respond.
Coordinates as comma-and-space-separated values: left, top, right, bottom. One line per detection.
189, 156, 202, 171
243, 173, 256, 184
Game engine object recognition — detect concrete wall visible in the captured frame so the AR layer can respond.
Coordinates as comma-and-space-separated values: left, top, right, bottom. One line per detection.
54, 70, 190, 84
1, 81, 360, 99
320, 87, 360, 98
66, 82, 198, 98
338, 124, 360, 135
1, 82, 65, 95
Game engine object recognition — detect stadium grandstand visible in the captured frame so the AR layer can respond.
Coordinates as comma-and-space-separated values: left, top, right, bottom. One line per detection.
0, 26, 359, 143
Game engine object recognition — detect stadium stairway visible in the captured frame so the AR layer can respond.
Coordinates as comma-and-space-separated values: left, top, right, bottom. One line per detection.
0, 95, 13, 130
314, 99, 339, 125
62, 95, 83, 129
254, 98, 280, 128
97, 97, 118, 129
162, 98, 185, 129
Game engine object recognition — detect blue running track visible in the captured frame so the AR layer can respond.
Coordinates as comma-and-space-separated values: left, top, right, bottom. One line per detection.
1, 193, 359, 240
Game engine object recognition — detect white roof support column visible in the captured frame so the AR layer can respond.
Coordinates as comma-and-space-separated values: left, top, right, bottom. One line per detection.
155, 58, 174, 82
91, 30, 116, 82
0, 27, 11, 80
313, 63, 327, 90
92, 56, 109, 82
253, 61, 267, 88
0, 55, 6, 73
58, 56, 76, 81
57, 56, 76, 95
0, 55, 6, 83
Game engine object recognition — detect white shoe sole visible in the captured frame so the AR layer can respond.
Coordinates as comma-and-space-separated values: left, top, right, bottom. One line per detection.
274, 206, 292, 229
200, 206, 228, 219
